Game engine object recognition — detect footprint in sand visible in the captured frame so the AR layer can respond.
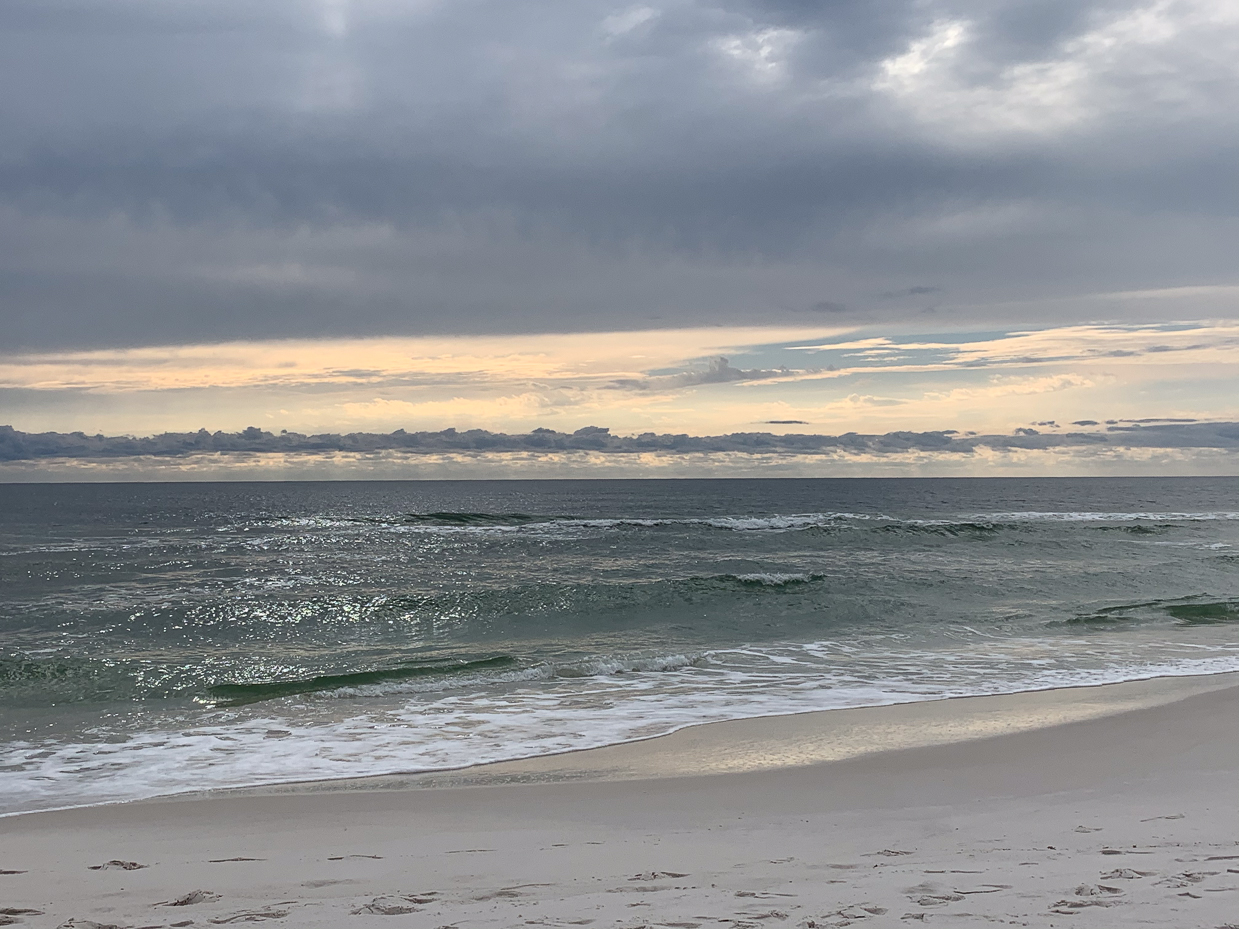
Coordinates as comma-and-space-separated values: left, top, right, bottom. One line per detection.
351, 897, 424, 916
1047, 884, 1124, 914
629, 872, 689, 881
475, 884, 549, 901
88, 860, 147, 871
159, 890, 222, 907
954, 884, 1012, 895
823, 903, 887, 922
903, 882, 962, 907
1100, 868, 1154, 879
1049, 898, 1121, 914
1074, 883, 1123, 897
913, 894, 962, 907
207, 909, 290, 923
1156, 871, 1219, 888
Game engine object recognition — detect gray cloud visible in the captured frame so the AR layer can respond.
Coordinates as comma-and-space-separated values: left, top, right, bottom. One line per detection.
1, 0, 1238, 350
611, 355, 788, 389
3, 421, 1236, 462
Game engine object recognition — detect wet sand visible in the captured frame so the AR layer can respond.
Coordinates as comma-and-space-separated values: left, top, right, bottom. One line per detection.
3, 672, 1238, 929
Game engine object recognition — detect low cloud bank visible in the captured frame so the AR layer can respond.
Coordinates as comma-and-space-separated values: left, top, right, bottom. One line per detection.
3, 422, 1237, 462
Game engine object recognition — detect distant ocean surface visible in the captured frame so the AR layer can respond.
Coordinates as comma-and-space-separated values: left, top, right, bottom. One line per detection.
2, 477, 1237, 816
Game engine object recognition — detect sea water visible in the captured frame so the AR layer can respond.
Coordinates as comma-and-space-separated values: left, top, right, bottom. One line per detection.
1, 477, 1236, 815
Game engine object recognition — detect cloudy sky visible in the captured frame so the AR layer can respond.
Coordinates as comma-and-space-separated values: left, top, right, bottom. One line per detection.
2, 0, 1237, 476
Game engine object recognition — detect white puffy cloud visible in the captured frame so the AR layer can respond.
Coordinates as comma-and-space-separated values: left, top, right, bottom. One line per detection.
871, 0, 1239, 142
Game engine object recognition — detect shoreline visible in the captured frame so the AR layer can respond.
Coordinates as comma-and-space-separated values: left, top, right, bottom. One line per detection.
3, 671, 1239, 927
3, 668, 1237, 821
223, 666, 1239, 798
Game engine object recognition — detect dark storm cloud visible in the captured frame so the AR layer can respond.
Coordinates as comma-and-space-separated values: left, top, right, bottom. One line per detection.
1, 0, 1237, 349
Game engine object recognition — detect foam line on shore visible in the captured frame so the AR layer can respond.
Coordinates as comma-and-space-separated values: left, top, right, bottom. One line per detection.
219, 669, 1239, 798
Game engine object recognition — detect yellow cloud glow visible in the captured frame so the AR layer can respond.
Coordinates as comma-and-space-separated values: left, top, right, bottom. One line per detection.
0, 326, 845, 393
1, 320, 1236, 440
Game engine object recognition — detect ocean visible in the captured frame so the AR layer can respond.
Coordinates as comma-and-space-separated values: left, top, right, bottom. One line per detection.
1, 476, 1236, 816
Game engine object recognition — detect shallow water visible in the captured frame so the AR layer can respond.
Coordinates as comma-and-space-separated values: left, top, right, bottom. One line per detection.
1, 477, 1237, 814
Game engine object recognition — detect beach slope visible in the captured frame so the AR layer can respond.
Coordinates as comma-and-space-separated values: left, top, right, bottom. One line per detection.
3, 674, 1238, 929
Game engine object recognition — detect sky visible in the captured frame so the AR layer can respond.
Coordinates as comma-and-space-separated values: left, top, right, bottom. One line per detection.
1, 0, 1237, 477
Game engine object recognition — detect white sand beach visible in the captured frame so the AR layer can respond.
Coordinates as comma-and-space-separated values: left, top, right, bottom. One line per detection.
3, 673, 1239, 929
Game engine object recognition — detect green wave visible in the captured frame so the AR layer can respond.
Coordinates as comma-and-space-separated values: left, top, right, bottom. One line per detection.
1164, 601, 1239, 624
1068, 597, 1239, 626
205, 655, 518, 706
399, 512, 545, 526
876, 521, 1004, 537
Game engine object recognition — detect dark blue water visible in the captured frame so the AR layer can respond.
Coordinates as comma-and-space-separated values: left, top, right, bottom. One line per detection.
1, 477, 1236, 814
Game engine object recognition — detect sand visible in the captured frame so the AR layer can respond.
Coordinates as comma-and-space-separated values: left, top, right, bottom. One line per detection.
3, 673, 1239, 929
